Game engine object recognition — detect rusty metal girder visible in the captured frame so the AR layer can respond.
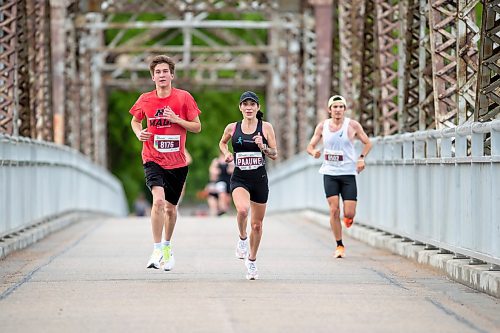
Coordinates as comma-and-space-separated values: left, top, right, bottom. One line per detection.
101, 53, 270, 90
417, 0, 436, 130
330, 4, 340, 97
50, 2, 67, 145
97, 0, 279, 14
23, 0, 54, 141
16, 0, 31, 138
359, 0, 378, 136
82, 11, 281, 91
263, 10, 308, 161
311, 0, 333, 123
403, 0, 421, 131
34, 0, 53, 141
89, 13, 107, 166
0, 0, 17, 135
0, 0, 47, 138
65, 3, 81, 150
403, 0, 435, 131
284, 14, 301, 156
476, 0, 500, 122
338, 0, 364, 118
374, 0, 402, 135
457, 0, 481, 124
265, 12, 280, 162
26, 0, 37, 138
429, 0, 454, 128
78, 27, 94, 158
428, 0, 481, 128
297, 7, 317, 151
273, 17, 290, 160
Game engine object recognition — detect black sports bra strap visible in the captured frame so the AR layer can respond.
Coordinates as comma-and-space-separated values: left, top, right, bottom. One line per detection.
257, 119, 263, 135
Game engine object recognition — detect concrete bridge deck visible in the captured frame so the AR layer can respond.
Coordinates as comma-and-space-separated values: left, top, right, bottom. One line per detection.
1, 213, 499, 333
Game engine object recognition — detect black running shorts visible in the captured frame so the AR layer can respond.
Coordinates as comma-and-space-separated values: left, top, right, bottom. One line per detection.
323, 174, 357, 201
143, 161, 188, 205
230, 174, 269, 204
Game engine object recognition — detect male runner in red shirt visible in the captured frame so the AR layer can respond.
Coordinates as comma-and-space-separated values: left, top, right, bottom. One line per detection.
130, 55, 201, 271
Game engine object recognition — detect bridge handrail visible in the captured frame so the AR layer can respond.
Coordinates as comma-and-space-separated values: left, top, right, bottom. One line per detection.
268, 119, 500, 265
0, 134, 128, 238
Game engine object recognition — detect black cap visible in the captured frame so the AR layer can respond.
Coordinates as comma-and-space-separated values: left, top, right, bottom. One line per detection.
239, 91, 259, 105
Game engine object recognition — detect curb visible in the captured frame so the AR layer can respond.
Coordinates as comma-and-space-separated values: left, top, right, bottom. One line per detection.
0, 212, 104, 260
300, 210, 500, 299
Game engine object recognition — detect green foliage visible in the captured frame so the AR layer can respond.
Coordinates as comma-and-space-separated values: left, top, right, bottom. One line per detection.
107, 90, 144, 210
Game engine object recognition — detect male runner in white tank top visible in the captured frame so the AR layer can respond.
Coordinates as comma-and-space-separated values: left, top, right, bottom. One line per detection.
307, 95, 372, 258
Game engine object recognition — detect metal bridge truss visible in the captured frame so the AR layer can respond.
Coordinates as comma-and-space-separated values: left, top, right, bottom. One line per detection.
338, 0, 498, 136
338, 0, 364, 119
1, 0, 499, 164
476, 0, 500, 123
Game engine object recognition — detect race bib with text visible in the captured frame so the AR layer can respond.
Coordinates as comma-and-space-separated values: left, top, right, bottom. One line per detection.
235, 152, 264, 170
324, 149, 344, 166
154, 134, 180, 153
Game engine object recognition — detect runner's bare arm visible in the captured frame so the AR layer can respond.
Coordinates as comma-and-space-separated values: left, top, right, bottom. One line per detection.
219, 123, 235, 163
165, 112, 201, 133
307, 122, 324, 158
131, 116, 151, 142
352, 121, 372, 173
261, 122, 278, 160
353, 121, 372, 159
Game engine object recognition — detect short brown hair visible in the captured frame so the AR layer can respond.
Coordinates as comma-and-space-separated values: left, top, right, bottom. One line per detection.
149, 55, 175, 75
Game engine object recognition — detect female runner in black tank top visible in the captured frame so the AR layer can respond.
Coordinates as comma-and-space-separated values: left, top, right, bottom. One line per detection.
219, 91, 278, 280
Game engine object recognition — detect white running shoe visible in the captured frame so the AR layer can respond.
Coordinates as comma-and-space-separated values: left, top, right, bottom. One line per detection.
235, 238, 249, 259
245, 259, 259, 280
146, 249, 163, 269
163, 245, 175, 271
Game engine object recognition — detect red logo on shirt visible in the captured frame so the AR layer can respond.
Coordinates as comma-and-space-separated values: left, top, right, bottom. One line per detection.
149, 106, 172, 128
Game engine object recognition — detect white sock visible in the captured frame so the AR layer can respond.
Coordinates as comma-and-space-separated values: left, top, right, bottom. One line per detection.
162, 240, 170, 247
154, 242, 162, 250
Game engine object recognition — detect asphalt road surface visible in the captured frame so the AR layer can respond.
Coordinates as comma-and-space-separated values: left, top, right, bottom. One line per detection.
1, 213, 499, 333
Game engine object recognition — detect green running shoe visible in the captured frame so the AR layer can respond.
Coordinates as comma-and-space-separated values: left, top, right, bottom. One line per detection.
163, 245, 175, 271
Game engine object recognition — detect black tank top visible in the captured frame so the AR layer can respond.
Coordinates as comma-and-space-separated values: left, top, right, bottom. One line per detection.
231, 120, 268, 179
217, 161, 231, 183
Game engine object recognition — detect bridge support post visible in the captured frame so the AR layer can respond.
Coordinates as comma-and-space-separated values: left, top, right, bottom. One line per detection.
50, 1, 67, 145
309, 0, 333, 123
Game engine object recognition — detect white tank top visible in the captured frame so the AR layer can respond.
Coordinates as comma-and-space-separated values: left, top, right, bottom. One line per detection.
319, 118, 357, 176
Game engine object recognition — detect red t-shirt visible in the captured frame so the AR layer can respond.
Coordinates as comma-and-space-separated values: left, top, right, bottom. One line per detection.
129, 88, 201, 169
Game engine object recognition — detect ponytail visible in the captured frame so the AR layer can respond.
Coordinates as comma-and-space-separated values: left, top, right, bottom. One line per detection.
256, 111, 264, 120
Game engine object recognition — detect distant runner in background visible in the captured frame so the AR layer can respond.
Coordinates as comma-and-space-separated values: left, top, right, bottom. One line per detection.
208, 152, 234, 215
307, 95, 371, 259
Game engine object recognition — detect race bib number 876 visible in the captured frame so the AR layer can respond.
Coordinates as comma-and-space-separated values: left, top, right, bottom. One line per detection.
154, 135, 180, 153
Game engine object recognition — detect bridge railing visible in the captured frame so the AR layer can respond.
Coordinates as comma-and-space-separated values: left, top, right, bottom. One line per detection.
268, 119, 500, 266
0, 134, 128, 238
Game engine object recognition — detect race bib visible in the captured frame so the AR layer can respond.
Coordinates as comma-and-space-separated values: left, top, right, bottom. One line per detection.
154, 134, 180, 153
324, 149, 344, 166
235, 152, 264, 170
